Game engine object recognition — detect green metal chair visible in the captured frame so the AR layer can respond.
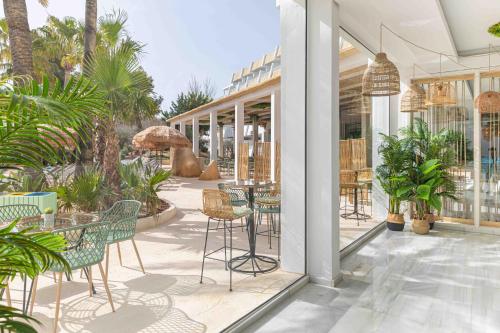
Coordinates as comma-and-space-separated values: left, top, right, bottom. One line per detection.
255, 189, 281, 260
99, 200, 144, 278
30, 221, 115, 333
0, 204, 42, 223
218, 183, 248, 231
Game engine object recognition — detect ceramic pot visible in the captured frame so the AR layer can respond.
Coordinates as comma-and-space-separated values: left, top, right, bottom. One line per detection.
42, 213, 55, 229
424, 213, 435, 230
386, 213, 405, 231
412, 218, 429, 235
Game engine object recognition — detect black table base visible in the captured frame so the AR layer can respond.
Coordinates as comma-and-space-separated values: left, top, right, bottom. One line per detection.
229, 254, 278, 275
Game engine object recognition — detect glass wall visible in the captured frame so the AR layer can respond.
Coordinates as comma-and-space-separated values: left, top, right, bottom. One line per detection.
480, 75, 500, 225
418, 79, 475, 224
338, 38, 389, 250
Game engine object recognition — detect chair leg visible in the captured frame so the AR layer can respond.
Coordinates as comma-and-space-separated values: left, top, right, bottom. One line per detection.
116, 242, 123, 266
240, 217, 244, 232
29, 275, 38, 315
200, 217, 211, 284
229, 219, 233, 292
223, 220, 228, 271
131, 239, 145, 274
53, 272, 57, 283
53, 272, 63, 333
267, 213, 272, 249
105, 244, 110, 280
97, 263, 115, 312
87, 267, 93, 297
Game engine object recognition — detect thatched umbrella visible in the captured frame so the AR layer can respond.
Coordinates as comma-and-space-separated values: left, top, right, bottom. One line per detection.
132, 126, 191, 150
132, 126, 192, 165
38, 125, 78, 151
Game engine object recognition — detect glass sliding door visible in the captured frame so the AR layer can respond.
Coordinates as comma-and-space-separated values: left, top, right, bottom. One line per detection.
338, 37, 389, 250
418, 79, 475, 225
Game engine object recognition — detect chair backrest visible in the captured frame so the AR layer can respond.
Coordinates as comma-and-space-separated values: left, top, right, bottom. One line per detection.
51, 221, 110, 271
0, 204, 42, 223
202, 189, 234, 220
340, 170, 357, 186
218, 183, 247, 203
100, 200, 141, 242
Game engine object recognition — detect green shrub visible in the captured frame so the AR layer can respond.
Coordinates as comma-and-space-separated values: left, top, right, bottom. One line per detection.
488, 22, 500, 37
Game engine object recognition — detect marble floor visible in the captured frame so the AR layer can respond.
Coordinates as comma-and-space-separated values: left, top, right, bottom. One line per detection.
247, 228, 500, 333
9, 177, 300, 333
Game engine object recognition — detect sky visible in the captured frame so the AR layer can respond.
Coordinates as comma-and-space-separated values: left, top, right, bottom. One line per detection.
0, 0, 280, 110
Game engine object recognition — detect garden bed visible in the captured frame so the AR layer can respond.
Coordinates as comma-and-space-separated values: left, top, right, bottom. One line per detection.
136, 199, 177, 232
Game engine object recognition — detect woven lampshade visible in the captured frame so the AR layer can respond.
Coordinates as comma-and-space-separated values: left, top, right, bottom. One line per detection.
401, 83, 427, 112
426, 81, 456, 106
362, 53, 400, 96
475, 90, 500, 114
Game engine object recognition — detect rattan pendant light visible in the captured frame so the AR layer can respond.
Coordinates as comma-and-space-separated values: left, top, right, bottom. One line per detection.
427, 54, 456, 106
475, 45, 500, 114
362, 24, 400, 96
401, 65, 427, 112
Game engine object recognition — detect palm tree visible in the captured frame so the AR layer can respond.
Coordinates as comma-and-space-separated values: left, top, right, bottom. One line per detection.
2, 0, 48, 76
32, 16, 83, 85
124, 70, 161, 130
88, 41, 149, 197
84, 0, 97, 68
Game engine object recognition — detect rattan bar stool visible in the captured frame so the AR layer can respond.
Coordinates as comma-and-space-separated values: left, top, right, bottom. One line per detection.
218, 183, 248, 231
200, 189, 253, 291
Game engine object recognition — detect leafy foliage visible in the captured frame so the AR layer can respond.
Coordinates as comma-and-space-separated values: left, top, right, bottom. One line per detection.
488, 22, 500, 37
0, 75, 104, 170
120, 159, 170, 216
162, 77, 215, 120
52, 167, 112, 213
375, 134, 413, 214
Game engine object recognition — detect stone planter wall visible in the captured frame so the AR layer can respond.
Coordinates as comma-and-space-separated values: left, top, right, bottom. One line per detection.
136, 200, 177, 232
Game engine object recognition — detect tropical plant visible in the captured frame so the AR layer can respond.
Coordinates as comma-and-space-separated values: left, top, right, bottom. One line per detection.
488, 22, 500, 37
1, 0, 47, 76
87, 39, 150, 197
32, 16, 83, 85
0, 219, 70, 332
0, 75, 104, 170
0, 19, 12, 77
7, 172, 47, 192
375, 134, 412, 215
53, 167, 112, 213
120, 159, 170, 216
162, 77, 215, 120
397, 158, 457, 220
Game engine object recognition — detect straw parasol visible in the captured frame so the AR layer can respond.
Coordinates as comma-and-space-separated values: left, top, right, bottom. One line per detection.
132, 126, 192, 150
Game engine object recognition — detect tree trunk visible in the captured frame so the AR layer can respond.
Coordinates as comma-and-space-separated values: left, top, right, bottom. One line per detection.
3, 0, 33, 77
83, 0, 97, 72
94, 121, 106, 165
103, 120, 121, 202
76, 0, 98, 174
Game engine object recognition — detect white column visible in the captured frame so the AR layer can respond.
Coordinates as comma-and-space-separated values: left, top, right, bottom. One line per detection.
271, 89, 281, 182
218, 125, 224, 158
179, 121, 186, 136
304, 0, 340, 286
234, 103, 244, 180
192, 117, 199, 157
473, 71, 481, 229
280, 0, 306, 275
209, 110, 218, 162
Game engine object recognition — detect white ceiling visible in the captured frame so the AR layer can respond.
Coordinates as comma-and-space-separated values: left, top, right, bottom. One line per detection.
336, 0, 500, 78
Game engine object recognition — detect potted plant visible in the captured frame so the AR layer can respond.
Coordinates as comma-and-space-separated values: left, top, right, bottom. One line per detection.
43, 207, 55, 229
400, 158, 457, 234
376, 134, 412, 231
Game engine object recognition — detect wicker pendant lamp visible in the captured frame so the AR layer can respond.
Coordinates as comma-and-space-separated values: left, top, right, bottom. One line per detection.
362, 24, 400, 96
427, 54, 456, 106
475, 44, 500, 114
401, 65, 427, 112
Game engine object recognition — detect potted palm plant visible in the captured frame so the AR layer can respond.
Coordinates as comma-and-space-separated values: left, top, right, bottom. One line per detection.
376, 134, 412, 231
399, 158, 457, 234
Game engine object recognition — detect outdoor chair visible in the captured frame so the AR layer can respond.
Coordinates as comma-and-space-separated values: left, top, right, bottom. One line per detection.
255, 187, 281, 260
29, 222, 114, 333
200, 189, 253, 291
218, 183, 248, 231
0, 204, 42, 223
99, 200, 144, 278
